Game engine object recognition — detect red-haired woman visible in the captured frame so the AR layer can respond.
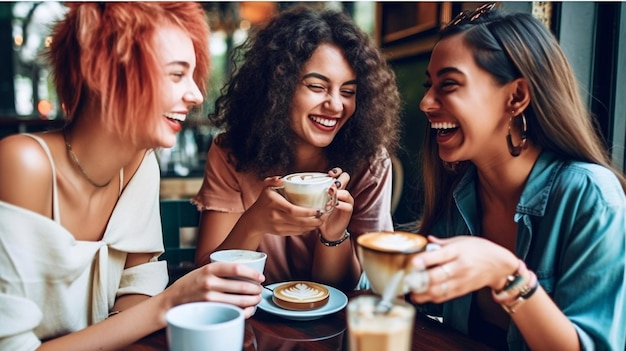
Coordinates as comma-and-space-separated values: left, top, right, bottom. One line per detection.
0, 3, 263, 350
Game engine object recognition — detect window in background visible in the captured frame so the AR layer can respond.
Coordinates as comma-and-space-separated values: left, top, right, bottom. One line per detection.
12, 2, 66, 119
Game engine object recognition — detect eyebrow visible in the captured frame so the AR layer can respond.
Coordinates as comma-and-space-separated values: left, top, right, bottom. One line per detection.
425, 67, 463, 78
302, 72, 357, 86
166, 61, 191, 68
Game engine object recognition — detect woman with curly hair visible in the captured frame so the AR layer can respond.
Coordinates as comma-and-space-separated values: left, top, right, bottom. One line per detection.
193, 5, 401, 291
0, 3, 264, 350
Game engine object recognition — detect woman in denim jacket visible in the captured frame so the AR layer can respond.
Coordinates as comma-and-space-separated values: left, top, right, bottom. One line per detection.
406, 3, 626, 350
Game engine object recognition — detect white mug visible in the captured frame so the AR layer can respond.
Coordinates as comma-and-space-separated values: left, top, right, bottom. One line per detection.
209, 249, 267, 273
166, 302, 245, 351
275, 172, 337, 213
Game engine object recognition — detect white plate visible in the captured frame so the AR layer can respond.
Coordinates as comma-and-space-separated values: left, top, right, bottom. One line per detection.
258, 282, 348, 321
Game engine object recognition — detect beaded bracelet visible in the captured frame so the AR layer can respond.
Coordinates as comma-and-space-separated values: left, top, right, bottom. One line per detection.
319, 230, 350, 247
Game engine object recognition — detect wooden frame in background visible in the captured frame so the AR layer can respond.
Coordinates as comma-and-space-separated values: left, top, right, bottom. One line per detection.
376, 2, 453, 60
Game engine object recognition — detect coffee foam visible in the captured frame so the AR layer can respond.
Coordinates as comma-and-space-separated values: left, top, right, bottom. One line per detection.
284, 172, 331, 184
211, 249, 265, 264
232, 251, 263, 262
358, 232, 427, 253
274, 282, 328, 303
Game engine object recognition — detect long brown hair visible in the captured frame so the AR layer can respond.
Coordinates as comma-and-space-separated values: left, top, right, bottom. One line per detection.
419, 9, 626, 232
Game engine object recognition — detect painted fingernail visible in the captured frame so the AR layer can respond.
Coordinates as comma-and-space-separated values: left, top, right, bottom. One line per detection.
331, 168, 339, 174
334, 180, 342, 188
315, 210, 322, 218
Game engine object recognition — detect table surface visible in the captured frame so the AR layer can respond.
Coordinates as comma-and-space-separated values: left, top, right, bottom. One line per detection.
128, 291, 495, 351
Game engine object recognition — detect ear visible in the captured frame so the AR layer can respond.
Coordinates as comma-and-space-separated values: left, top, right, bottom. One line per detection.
507, 78, 531, 113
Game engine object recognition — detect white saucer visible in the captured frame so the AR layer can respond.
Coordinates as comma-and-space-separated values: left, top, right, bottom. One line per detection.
258, 282, 348, 321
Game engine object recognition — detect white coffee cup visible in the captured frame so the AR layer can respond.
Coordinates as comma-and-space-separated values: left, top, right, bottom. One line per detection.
276, 172, 337, 213
209, 249, 267, 273
166, 302, 245, 351
210, 249, 267, 314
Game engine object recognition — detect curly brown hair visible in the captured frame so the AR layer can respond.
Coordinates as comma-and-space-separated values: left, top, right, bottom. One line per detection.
210, 5, 401, 179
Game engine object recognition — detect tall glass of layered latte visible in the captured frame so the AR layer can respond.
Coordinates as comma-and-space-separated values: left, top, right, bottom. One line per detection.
347, 295, 415, 351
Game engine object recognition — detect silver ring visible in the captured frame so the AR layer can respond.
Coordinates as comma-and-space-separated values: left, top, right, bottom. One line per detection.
441, 264, 452, 279
441, 281, 448, 298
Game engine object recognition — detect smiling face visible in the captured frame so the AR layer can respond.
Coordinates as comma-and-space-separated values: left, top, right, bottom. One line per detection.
290, 43, 357, 152
420, 35, 514, 164
152, 25, 203, 148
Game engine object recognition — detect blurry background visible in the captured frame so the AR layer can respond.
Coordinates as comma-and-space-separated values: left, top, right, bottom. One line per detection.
0, 2, 624, 226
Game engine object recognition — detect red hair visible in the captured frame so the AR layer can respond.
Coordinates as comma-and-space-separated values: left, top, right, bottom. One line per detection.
46, 2, 211, 139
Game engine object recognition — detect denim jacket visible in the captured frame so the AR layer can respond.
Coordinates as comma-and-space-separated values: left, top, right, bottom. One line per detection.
424, 151, 626, 350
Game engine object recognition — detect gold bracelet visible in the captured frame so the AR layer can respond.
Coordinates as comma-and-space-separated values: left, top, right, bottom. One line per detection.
319, 230, 350, 247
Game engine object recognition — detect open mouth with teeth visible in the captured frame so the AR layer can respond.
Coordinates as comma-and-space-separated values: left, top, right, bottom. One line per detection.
164, 112, 186, 123
431, 121, 459, 136
310, 115, 338, 129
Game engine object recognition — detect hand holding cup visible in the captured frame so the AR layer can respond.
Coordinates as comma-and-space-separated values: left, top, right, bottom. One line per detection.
274, 172, 338, 215
356, 231, 439, 297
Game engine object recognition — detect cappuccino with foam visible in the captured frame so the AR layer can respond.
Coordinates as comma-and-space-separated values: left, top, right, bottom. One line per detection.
356, 232, 428, 296
278, 172, 336, 212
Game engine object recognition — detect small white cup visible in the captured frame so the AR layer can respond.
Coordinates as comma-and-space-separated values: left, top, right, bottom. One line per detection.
166, 302, 244, 351
276, 172, 337, 213
209, 249, 267, 273
210, 249, 267, 314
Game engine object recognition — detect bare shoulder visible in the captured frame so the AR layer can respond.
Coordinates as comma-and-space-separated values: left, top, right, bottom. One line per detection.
0, 134, 54, 216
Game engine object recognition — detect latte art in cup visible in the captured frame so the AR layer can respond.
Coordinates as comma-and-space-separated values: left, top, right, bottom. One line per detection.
284, 173, 332, 183
276, 172, 337, 213
272, 281, 330, 311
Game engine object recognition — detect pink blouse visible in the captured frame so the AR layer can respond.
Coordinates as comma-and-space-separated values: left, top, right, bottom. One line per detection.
192, 140, 393, 285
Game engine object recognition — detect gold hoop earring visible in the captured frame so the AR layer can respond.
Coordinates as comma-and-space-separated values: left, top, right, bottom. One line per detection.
507, 112, 528, 157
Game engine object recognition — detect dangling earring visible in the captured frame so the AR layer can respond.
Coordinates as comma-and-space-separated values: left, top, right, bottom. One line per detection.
506, 111, 528, 157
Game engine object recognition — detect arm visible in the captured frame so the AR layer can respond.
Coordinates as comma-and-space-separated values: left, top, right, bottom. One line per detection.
193, 143, 326, 266
409, 166, 626, 350
409, 236, 581, 351
195, 177, 328, 266
312, 176, 360, 291
39, 262, 264, 351
311, 158, 395, 290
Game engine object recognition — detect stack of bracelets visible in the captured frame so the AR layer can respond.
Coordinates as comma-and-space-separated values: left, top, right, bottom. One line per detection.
491, 259, 539, 314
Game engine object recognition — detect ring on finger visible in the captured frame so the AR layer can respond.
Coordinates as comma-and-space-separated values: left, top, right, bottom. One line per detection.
441, 264, 452, 279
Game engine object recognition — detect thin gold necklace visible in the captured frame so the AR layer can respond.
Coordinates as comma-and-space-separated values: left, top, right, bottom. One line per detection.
63, 130, 112, 188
